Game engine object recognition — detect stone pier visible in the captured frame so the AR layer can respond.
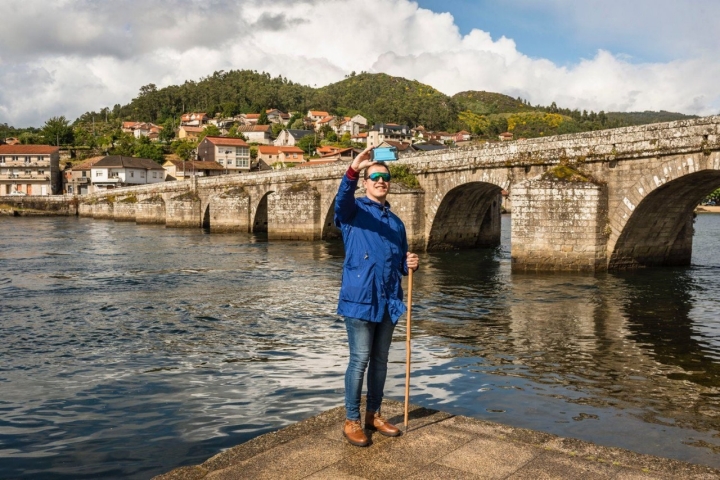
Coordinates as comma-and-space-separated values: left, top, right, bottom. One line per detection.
155, 399, 720, 480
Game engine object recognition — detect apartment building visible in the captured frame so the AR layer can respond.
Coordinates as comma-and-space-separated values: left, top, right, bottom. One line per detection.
0, 145, 61, 196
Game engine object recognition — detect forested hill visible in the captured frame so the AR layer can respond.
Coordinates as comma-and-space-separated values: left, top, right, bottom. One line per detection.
69, 69, 696, 139
313, 73, 461, 131
100, 71, 462, 132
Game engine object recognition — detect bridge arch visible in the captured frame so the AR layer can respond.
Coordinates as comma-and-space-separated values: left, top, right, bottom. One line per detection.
252, 190, 275, 233
427, 181, 504, 250
321, 194, 341, 241
608, 154, 720, 269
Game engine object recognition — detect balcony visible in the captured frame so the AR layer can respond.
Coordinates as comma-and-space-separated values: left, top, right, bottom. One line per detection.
0, 173, 50, 181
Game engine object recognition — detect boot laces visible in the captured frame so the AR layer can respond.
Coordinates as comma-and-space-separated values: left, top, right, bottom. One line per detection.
347, 420, 363, 432
372, 412, 387, 425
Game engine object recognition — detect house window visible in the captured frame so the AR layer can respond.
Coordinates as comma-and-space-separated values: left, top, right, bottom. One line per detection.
38, 170, 45, 174
152, 172, 157, 178
236, 158, 249, 168
25, 170, 31, 175
218, 159, 224, 165
141, 172, 145, 178
0, 157, 4, 164
82, 171, 87, 177
130, 172, 134, 178
110, 172, 119, 178
24, 157, 31, 164
96, 171, 102, 177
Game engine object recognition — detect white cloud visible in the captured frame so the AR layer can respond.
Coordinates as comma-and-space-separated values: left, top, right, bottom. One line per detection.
0, 0, 718, 127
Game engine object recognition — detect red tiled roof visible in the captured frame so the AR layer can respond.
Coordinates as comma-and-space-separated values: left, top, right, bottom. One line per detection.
180, 126, 204, 133
72, 156, 105, 171
181, 113, 207, 121
237, 125, 271, 132
258, 146, 304, 155
309, 110, 329, 117
352, 133, 368, 138
320, 147, 354, 158
382, 140, 412, 151
245, 114, 260, 119
318, 116, 335, 124
165, 160, 225, 171
316, 146, 340, 154
0, 145, 60, 154
203, 136, 248, 147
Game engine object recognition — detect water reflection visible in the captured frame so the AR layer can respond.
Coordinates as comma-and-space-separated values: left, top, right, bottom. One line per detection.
1, 215, 720, 478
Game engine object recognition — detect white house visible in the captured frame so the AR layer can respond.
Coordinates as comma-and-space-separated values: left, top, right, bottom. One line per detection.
307, 110, 329, 123
238, 125, 272, 144
273, 129, 315, 147
90, 155, 165, 190
367, 123, 411, 148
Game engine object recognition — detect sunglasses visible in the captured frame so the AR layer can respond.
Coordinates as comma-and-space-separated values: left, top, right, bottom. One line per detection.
367, 172, 391, 182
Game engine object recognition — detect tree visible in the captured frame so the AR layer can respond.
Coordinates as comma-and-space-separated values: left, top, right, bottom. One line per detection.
42, 116, 74, 146
297, 134, 318, 154
227, 125, 247, 140
198, 124, 221, 142
287, 112, 302, 127
73, 125, 97, 148
112, 133, 136, 156
271, 123, 285, 139
325, 130, 338, 142
159, 119, 176, 142
340, 132, 352, 147
290, 118, 306, 130
134, 140, 165, 163
257, 110, 269, 125
18, 132, 43, 144
172, 139, 197, 161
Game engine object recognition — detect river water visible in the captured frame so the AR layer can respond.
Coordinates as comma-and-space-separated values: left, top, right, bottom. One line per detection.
1, 214, 719, 478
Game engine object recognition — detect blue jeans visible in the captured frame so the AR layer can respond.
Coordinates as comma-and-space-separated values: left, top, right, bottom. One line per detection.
344, 314, 396, 421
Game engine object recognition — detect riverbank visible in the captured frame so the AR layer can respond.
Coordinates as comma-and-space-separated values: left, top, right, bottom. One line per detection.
155, 399, 720, 480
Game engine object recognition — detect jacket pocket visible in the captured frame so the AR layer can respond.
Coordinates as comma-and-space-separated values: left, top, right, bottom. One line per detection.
340, 262, 374, 304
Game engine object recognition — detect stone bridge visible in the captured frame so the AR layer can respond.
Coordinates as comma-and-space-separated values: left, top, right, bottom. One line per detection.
11, 116, 720, 272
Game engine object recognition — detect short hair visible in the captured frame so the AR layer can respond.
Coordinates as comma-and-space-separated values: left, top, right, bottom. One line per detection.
363, 162, 390, 179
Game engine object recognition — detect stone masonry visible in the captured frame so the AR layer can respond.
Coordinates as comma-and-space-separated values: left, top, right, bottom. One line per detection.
512, 180, 608, 272
12, 116, 720, 271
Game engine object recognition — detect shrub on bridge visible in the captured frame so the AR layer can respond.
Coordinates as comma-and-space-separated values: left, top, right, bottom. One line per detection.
388, 164, 420, 189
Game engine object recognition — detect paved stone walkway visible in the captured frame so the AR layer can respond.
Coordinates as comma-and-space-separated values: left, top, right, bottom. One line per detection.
155, 400, 719, 479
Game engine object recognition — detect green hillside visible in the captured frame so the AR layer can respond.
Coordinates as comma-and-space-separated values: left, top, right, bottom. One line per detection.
314, 72, 461, 130
453, 91, 533, 114
3, 69, 700, 148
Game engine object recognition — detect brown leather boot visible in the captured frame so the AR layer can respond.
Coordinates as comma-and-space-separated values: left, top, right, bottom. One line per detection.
342, 419, 369, 447
365, 411, 401, 437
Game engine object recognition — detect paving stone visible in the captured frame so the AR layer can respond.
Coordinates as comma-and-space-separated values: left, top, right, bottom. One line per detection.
507, 450, 622, 479
436, 436, 542, 479
329, 423, 475, 480
204, 435, 349, 480
403, 463, 482, 479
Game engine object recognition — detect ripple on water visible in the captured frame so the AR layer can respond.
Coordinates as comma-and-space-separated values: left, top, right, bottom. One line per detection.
1, 217, 720, 478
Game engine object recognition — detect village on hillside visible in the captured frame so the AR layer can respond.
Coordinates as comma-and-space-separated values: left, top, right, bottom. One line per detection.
0, 108, 489, 196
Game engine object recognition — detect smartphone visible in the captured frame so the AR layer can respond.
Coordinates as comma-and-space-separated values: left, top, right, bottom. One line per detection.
370, 146, 399, 162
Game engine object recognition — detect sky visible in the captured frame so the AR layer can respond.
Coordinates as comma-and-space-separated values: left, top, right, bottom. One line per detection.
1, 0, 719, 127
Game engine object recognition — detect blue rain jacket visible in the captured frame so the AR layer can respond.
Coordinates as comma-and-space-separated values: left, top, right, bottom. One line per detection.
334, 171, 409, 324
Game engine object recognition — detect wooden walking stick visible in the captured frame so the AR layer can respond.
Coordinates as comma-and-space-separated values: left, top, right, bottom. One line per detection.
403, 268, 414, 433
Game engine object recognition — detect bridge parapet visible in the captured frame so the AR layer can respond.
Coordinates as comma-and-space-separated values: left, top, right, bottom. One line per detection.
6, 116, 720, 272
